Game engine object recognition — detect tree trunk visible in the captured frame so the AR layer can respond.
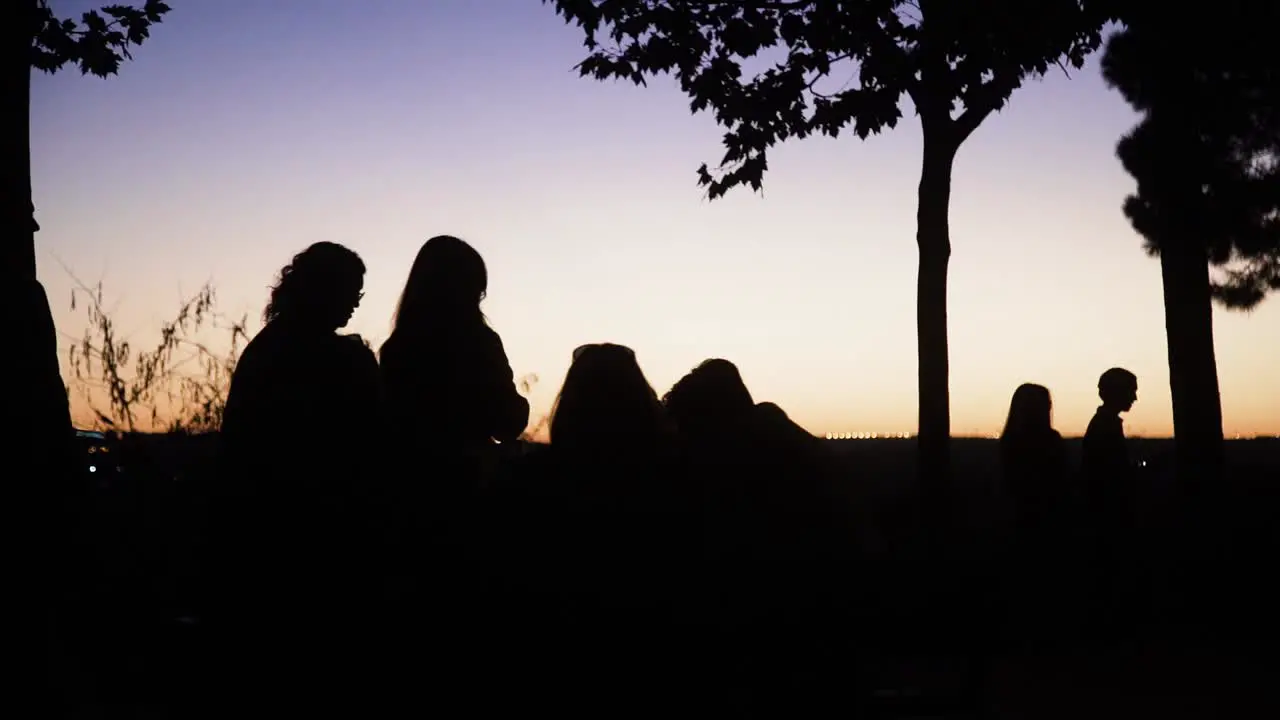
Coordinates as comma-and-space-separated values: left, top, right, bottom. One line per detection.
1159, 240, 1226, 483
916, 129, 957, 518
7, 1, 80, 707
5, 0, 71, 474
4, 0, 37, 278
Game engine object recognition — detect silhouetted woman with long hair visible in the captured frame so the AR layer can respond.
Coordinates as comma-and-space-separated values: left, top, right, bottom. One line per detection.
214, 241, 383, 710
376, 236, 527, 703
379, 235, 528, 475
548, 343, 669, 460
496, 343, 689, 712
1000, 383, 1067, 525
998, 383, 1070, 647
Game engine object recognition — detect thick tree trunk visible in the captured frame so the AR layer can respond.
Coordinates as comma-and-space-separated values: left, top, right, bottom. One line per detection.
916, 130, 957, 518
1159, 241, 1226, 483
7, 0, 80, 708
5, 0, 72, 477
4, 0, 37, 278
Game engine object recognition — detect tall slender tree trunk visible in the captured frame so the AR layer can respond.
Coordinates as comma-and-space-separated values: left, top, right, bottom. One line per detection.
1160, 240, 1226, 483
916, 128, 957, 521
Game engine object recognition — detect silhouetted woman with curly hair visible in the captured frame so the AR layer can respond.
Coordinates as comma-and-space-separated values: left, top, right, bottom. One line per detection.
214, 241, 383, 711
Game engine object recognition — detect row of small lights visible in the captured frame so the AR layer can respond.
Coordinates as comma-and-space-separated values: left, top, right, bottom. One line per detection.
825, 432, 913, 440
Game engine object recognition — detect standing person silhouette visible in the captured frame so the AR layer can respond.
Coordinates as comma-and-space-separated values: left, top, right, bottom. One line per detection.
1083, 368, 1138, 479
999, 383, 1069, 646
213, 241, 383, 712
379, 235, 529, 480
1001, 383, 1068, 534
376, 235, 528, 704
1081, 367, 1139, 641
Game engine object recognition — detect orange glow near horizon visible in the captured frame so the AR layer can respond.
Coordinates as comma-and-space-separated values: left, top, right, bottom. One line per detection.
33, 2, 1278, 440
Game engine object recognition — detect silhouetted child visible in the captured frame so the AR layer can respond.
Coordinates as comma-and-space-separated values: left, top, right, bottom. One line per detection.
1080, 366, 1139, 640
1083, 367, 1138, 479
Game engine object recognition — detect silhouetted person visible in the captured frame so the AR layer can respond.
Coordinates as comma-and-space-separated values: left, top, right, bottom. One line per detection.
998, 383, 1070, 646
212, 242, 383, 710
547, 343, 671, 460
493, 343, 689, 713
1081, 367, 1139, 640
662, 359, 850, 712
1000, 383, 1067, 533
663, 358, 756, 442
375, 235, 527, 704
1083, 368, 1138, 481
378, 235, 528, 479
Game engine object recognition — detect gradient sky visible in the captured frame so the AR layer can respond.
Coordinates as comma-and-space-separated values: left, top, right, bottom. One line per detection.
32, 0, 1280, 437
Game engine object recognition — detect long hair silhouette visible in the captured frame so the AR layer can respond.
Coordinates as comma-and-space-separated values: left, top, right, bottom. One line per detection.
662, 358, 754, 433
550, 343, 665, 453
391, 235, 487, 334
1001, 383, 1054, 441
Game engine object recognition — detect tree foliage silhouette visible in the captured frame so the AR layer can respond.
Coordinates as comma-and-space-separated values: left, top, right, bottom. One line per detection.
545, 0, 1113, 489
30, 0, 171, 79
1102, 5, 1280, 476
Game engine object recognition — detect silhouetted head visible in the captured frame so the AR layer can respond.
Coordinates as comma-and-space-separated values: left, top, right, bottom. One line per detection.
663, 358, 755, 436
1098, 367, 1138, 412
263, 242, 365, 330
550, 343, 666, 454
392, 235, 487, 333
1001, 383, 1054, 440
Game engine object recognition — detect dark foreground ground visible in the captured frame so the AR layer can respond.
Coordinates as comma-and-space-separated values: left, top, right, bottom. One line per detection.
49, 435, 1280, 717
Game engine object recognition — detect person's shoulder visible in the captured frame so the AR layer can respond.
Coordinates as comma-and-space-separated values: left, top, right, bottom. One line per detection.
232, 325, 275, 368
332, 332, 377, 365
475, 323, 506, 347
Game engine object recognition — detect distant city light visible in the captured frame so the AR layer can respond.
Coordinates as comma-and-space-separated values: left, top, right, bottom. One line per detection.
825, 431, 913, 440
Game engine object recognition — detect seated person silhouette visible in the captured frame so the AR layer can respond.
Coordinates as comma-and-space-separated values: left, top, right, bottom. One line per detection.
663, 358, 756, 444
213, 241, 382, 708
493, 343, 689, 713
661, 358, 849, 712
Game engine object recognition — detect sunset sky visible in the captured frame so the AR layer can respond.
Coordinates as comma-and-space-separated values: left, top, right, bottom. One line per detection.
31, 0, 1280, 438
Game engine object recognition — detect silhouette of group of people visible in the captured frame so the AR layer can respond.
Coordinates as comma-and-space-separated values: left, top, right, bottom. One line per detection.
208, 237, 848, 713
203, 236, 1150, 713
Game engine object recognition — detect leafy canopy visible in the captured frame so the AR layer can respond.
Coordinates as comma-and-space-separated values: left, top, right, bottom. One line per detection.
30, 0, 171, 77
1103, 9, 1280, 309
547, 1, 1113, 198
